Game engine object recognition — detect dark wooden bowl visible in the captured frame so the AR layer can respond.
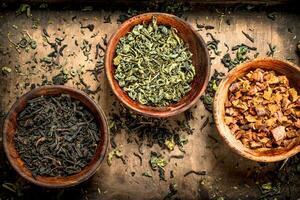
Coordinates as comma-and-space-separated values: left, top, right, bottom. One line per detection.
213, 58, 300, 162
2, 86, 109, 188
105, 12, 210, 118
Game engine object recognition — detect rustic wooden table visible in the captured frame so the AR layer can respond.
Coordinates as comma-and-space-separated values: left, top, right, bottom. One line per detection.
0, 2, 299, 200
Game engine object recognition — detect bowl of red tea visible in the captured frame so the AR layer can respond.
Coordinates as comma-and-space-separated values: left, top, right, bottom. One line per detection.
213, 58, 300, 162
3, 86, 109, 187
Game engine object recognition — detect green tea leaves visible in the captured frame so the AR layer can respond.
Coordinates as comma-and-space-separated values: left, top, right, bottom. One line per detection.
114, 17, 195, 107
164, 137, 175, 151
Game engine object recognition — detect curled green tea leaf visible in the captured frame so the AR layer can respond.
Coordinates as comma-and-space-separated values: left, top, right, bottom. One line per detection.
150, 152, 168, 170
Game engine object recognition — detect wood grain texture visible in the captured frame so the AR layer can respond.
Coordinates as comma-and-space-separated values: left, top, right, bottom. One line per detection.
0, 5, 299, 200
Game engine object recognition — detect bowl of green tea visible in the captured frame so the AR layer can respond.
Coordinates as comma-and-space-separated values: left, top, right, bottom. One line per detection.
3, 86, 109, 188
105, 13, 210, 117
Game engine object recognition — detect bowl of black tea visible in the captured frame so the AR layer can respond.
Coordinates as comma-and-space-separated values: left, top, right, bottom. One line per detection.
105, 12, 210, 118
3, 86, 109, 188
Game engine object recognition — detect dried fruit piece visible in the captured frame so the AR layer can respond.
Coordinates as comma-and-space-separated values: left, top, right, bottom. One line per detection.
263, 87, 272, 100
255, 105, 267, 116
289, 88, 298, 102
268, 104, 278, 114
271, 126, 286, 142
245, 115, 256, 123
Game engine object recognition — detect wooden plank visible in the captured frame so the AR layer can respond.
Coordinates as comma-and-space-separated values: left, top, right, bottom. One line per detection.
0, 5, 299, 200
0, 0, 293, 5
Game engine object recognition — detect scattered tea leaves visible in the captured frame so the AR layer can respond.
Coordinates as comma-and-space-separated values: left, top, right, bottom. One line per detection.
221, 44, 256, 70
103, 14, 112, 23
200, 70, 225, 112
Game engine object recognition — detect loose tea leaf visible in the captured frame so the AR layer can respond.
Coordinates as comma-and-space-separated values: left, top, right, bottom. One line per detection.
133, 152, 143, 166
150, 152, 168, 170
14, 94, 100, 177
165, 137, 175, 151
52, 71, 68, 85
266, 43, 276, 57
1, 66, 12, 75
80, 23, 95, 32
16, 4, 31, 18
242, 31, 254, 43
107, 147, 123, 166
142, 171, 152, 178
114, 17, 195, 106
163, 183, 178, 200
184, 170, 206, 177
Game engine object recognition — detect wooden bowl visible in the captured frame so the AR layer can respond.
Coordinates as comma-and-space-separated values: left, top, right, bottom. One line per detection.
213, 58, 300, 162
2, 86, 109, 188
105, 12, 210, 118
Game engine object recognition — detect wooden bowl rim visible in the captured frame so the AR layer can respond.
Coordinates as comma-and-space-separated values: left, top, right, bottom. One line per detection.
105, 12, 210, 118
2, 85, 109, 188
213, 58, 300, 162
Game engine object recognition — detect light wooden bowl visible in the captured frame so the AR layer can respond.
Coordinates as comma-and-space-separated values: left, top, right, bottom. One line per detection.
105, 12, 210, 118
213, 58, 300, 162
3, 86, 109, 188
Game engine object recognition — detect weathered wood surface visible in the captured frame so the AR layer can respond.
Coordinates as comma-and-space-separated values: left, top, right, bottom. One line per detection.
0, 4, 299, 200
0, 0, 294, 5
